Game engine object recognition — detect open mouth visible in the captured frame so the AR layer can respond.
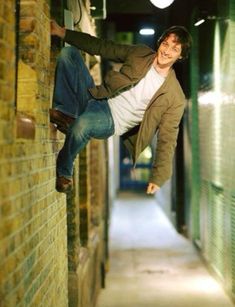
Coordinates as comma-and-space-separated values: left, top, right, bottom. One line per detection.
160, 53, 170, 59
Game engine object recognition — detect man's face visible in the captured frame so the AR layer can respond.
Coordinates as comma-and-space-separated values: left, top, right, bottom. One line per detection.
156, 33, 182, 68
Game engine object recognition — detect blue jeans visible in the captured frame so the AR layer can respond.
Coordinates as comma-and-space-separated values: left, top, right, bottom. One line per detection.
53, 46, 114, 179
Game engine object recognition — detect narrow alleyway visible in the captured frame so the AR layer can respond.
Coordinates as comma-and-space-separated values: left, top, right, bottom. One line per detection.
96, 192, 234, 307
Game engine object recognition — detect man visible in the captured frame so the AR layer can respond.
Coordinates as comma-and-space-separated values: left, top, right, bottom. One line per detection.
50, 20, 192, 194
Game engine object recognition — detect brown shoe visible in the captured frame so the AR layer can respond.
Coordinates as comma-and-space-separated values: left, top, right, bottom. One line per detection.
49, 109, 75, 134
56, 176, 73, 193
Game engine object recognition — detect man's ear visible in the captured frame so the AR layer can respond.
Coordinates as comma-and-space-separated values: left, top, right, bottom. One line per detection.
177, 55, 183, 62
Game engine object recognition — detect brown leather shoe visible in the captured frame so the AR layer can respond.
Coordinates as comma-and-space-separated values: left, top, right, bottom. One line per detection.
49, 109, 75, 134
56, 176, 73, 193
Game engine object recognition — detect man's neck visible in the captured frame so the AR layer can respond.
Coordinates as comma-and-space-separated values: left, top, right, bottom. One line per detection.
153, 57, 171, 78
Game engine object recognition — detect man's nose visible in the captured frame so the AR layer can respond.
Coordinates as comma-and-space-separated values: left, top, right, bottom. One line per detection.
163, 46, 170, 54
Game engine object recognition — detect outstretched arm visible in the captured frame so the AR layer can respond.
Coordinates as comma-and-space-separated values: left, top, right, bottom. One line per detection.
50, 20, 141, 62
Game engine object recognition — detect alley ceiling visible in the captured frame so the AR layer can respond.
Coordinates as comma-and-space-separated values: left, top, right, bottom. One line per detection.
105, 0, 218, 31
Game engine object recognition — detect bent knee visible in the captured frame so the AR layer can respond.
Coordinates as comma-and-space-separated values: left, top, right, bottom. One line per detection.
68, 117, 93, 138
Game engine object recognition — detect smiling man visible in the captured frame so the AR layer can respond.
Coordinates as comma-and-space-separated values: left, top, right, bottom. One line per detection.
50, 21, 192, 194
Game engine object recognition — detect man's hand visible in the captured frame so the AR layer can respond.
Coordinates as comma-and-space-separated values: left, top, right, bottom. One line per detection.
146, 183, 160, 195
51, 20, 66, 39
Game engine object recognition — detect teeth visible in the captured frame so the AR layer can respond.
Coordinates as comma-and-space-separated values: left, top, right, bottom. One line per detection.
162, 54, 171, 59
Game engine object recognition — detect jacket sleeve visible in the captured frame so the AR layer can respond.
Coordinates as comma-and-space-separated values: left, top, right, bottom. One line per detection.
64, 29, 135, 62
149, 100, 185, 187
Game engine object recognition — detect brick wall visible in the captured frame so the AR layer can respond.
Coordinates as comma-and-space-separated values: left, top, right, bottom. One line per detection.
0, 0, 68, 305
0, 0, 15, 144
0, 0, 109, 306
64, 2, 109, 306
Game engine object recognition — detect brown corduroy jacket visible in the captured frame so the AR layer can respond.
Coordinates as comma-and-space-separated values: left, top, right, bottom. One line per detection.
64, 30, 186, 187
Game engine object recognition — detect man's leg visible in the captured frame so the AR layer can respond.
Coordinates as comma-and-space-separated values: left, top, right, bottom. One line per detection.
51, 46, 95, 132
56, 100, 114, 193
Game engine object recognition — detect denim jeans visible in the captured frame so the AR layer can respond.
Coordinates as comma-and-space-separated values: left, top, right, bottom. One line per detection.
53, 46, 114, 179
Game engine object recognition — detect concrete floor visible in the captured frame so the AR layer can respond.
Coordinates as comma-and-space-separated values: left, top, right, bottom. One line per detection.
96, 192, 234, 307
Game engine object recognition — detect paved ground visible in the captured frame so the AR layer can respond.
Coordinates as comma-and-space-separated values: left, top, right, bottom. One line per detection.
96, 192, 234, 307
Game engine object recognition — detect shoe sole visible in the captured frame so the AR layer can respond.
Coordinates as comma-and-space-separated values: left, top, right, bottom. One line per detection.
56, 184, 73, 193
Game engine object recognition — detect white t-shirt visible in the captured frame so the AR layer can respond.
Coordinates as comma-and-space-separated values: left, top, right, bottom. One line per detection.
108, 65, 165, 135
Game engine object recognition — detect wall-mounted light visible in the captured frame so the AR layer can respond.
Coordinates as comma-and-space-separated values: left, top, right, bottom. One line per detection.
139, 28, 155, 35
90, 0, 106, 19
149, 0, 174, 9
194, 14, 229, 27
194, 18, 205, 27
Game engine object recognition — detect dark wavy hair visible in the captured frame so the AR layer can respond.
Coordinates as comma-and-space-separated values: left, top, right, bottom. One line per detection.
157, 26, 192, 60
